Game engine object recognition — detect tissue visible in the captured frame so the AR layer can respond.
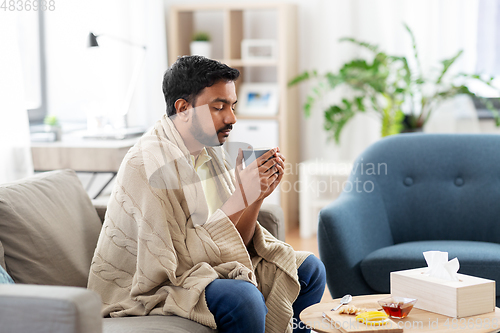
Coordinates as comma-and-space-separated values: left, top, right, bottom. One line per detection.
423, 251, 460, 281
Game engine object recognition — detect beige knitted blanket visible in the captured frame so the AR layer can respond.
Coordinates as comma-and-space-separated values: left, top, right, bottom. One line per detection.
88, 114, 310, 332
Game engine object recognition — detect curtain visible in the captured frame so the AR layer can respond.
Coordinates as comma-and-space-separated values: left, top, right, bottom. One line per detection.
476, 0, 500, 76
0, 13, 34, 184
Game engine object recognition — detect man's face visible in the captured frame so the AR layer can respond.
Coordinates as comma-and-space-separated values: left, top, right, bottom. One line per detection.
189, 80, 238, 146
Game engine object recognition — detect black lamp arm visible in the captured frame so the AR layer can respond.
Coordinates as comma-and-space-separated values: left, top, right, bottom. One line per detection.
89, 32, 147, 50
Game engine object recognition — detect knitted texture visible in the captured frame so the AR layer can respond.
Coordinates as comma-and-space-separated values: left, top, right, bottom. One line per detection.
88, 114, 310, 332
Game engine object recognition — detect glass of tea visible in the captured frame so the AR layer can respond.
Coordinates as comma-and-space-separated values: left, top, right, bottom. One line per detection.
378, 296, 417, 319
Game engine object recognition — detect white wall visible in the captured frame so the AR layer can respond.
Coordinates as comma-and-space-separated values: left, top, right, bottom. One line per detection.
44, 0, 167, 129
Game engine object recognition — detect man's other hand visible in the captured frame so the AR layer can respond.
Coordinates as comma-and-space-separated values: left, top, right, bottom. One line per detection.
235, 147, 285, 207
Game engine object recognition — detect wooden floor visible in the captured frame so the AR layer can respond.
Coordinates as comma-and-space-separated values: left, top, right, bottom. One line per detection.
285, 227, 334, 303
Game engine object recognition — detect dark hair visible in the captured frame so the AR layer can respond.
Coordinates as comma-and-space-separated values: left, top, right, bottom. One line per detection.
162, 55, 240, 116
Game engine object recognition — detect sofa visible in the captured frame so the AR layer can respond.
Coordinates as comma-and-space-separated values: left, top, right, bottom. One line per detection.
318, 134, 500, 306
0, 169, 286, 333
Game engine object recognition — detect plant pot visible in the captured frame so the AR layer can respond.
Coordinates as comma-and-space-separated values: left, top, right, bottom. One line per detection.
400, 114, 424, 134
190, 41, 212, 58
44, 125, 62, 141
400, 127, 423, 134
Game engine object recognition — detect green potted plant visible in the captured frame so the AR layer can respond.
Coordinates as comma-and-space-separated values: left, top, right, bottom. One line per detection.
43, 115, 62, 141
190, 31, 212, 58
289, 24, 500, 143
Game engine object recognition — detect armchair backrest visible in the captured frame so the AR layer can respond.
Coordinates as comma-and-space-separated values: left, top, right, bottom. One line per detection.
345, 134, 500, 244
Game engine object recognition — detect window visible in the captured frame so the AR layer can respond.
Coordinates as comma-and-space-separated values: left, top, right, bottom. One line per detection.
17, 9, 47, 123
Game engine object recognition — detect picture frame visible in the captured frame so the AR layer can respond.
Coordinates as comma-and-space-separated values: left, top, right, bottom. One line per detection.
241, 39, 277, 60
237, 83, 279, 116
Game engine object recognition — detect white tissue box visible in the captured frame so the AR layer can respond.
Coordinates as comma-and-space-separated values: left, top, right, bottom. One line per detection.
391, 268, 495, 318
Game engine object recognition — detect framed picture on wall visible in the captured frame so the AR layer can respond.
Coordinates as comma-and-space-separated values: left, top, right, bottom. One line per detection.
237, 83, 279, 116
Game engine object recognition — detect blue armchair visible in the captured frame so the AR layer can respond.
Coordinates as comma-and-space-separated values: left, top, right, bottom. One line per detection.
318, 134, 500, 305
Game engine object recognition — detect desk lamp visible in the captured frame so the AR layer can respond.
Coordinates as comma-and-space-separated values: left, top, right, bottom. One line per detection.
86, 32, 147, 139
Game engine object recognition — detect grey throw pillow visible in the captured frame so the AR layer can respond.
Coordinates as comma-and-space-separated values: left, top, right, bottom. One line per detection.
0, 265, 14, 284
0, 169, 102, 287
0, 241, 6, 270
0, 241, 12, 283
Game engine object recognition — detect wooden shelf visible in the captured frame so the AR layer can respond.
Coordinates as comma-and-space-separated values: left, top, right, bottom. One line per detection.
168, 3, 299, 230
223, 59, 278, 67
172, 2, 292, 11
234, 114, 280, 120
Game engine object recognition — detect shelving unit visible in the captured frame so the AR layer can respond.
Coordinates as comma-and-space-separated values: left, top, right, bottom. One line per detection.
168, 3, 299, 230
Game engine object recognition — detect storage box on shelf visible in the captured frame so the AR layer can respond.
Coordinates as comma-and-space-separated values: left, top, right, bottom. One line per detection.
168, 3, 299, 230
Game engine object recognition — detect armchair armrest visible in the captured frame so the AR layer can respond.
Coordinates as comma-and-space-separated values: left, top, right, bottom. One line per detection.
318, 191, 393, 298
258, 203, 285, 241
0, 284, 102, 333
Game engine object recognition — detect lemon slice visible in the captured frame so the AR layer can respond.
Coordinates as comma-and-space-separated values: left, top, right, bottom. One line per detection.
355, 311, 389, 326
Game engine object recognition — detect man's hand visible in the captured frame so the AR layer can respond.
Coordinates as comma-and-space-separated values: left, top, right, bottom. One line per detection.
235, 147, 285, 207
220, 147, 285, 246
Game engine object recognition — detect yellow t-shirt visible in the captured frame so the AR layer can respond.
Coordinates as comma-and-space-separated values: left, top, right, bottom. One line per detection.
191, 148, 224, 216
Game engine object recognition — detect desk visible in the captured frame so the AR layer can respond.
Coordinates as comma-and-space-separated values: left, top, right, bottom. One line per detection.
31, 135, 139, 198
300, 294, 500, 333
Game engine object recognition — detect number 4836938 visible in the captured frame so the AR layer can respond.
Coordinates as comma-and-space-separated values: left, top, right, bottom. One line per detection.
1, 0, 56, 11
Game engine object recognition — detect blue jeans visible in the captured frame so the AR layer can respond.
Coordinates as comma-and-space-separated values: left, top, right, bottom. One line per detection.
205, 255, 326, 333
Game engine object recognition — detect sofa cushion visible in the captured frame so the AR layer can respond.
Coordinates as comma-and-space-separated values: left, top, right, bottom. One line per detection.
0, 169, 102, 287
103, 316, 216, 333
361, 240, 500, 295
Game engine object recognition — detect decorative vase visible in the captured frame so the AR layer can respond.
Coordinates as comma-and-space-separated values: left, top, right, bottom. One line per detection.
190, 41, 212, 58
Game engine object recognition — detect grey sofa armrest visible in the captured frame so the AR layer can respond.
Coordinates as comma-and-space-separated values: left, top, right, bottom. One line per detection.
257, 203, 285, 241
93, 201, 285, 241
0, 284, 102, 333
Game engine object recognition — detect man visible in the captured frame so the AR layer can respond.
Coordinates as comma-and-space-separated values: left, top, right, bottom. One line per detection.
88, 55, 325, 333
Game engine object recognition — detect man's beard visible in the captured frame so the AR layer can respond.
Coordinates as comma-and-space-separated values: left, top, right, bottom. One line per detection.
190, 110, 232, 147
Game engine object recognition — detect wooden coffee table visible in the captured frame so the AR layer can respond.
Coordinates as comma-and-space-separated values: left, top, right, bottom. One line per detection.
300, 294, 500, 333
